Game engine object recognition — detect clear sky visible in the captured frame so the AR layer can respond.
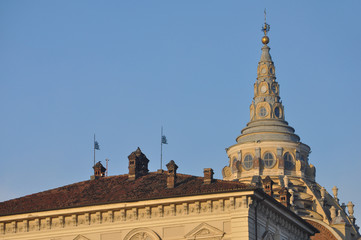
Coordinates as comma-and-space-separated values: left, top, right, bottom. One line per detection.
1, 1, 360, 221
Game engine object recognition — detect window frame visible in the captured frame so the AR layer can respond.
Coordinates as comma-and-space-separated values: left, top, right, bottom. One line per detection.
263, 152, 276, 168
243, 154, 254, 170
284, 152, 294, 170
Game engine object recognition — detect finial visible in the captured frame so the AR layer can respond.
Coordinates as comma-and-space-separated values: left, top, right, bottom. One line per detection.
332, 186, 339, 202
330, 206, 337, 219
347, 201, 355, 217
261, 9, 270, 45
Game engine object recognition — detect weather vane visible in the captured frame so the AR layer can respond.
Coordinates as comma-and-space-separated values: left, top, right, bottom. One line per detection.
262, 9, 270, 36
261, 9, 270, 44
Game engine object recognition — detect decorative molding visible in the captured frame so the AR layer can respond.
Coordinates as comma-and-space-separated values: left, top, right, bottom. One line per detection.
184, 222, 224, 240
0, 194, 315, 237
96, 211, 101, 224
123, 227, 160, 240
158, 205, 163, 218
74, 235, 90, 240
108, 210, 113, 222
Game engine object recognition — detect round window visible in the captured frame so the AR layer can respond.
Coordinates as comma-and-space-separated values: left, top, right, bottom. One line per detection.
284, 152, 294, 170
259, 107, 267, 117
243, 154, 253, 170
274, 107, 280, 118
263, 152, 275, 168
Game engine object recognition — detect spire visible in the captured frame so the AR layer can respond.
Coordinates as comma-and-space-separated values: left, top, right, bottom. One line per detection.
235, 12, 302, 144
249, 14, 284, 123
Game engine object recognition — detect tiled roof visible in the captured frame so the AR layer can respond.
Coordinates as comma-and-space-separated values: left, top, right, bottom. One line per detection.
0, 172, 256, 216
307, 220, 338, 240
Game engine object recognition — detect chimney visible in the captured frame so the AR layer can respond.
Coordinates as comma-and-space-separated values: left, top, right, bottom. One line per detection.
278, 187, 291, 208
92, 161, 106, 180
262, 176, 274, 197
166, 160, 178, 188
128, 147, 149, 181
203, 168, 214, 184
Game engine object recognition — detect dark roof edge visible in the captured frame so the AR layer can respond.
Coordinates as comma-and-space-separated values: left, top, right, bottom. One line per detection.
253, 189, 319, 235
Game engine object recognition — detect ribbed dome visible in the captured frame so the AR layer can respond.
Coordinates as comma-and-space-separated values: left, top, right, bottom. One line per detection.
237, 119, 300, 143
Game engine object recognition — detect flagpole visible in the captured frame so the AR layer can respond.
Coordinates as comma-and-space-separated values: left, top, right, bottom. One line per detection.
106, 158, 109, 177
160, 126, 163, 170
93, 134, 96, 166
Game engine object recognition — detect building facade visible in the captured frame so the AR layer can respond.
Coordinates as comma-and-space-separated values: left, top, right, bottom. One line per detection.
0, 149, 317, 240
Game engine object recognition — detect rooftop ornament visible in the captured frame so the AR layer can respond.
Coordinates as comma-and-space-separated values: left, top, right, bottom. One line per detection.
261, 9, 270, 45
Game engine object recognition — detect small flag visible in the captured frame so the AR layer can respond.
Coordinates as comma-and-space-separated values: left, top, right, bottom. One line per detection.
161, 135, 168, 144
94, 141, 100, 150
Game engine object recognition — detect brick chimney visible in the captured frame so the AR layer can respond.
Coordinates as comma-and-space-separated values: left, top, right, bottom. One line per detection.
262, 176, 274, 197
278, 187, 291, 208
128, 147, 149, 181
166, 160, 178, 188
92, 161, 106, 180
203, 168, 214, 184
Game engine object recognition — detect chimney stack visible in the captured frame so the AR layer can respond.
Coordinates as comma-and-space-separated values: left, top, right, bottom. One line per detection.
203, 168, 214, 184
128, 147, 149, 181
92, 161, 106, 180
278, 187, 291, 208
262, 176, 274, 197
166, 160, 178, 188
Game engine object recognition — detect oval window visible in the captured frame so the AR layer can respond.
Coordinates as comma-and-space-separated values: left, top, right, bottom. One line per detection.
263, 152, 275, 168
274, 107, 280, 118
243, 154, 253, 170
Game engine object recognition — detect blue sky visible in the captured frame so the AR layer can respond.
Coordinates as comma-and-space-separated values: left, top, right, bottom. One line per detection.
1, 1, 361, 220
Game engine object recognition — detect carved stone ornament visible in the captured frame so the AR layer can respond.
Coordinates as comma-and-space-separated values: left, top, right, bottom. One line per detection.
73, 235, 90, 240
184, 222, 224, 240
124, 228, 160, 240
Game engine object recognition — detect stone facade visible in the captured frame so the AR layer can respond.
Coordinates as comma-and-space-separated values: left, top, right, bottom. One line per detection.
0, 183, 316, 240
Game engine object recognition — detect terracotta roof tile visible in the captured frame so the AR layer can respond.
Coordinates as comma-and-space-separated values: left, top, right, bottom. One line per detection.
0, 172, 255, 216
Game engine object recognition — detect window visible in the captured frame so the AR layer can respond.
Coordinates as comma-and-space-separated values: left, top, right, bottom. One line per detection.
259, 107, 267, 117
284, 152, 294, 170
274, 107, 280, 118
263, 152, 275, 168
243, 154, 253, 170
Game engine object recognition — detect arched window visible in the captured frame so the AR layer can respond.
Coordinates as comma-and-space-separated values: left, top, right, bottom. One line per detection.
263, 152, 275, 168
284, 152, 294, 170
243, 154, 253, 170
